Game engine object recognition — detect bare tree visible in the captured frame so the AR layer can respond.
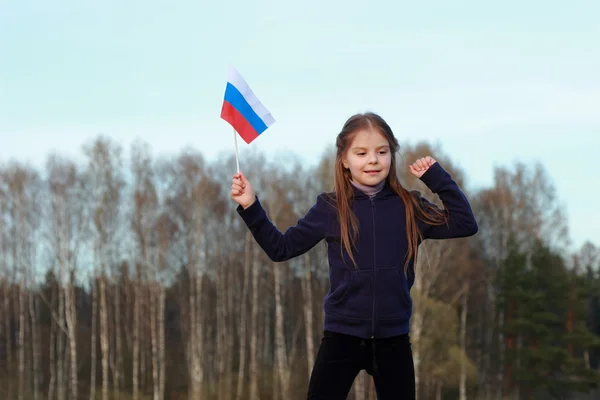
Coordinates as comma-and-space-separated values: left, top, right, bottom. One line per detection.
3, 164, 41, 400
0, 169, 14, 398
46, 154, 88, 400
259, 158, 308, 400
161, 150, 210, 399
459, 283, 469, 400
84, 136, 125, 400
155, 213, 172, 400
131, 140, 160, 400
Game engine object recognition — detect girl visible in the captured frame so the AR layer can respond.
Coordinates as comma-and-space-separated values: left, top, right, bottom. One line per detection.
230, 112, 478, 399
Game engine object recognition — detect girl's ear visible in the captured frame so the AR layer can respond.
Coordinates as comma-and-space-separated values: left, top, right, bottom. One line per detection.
342, 158, 349, 169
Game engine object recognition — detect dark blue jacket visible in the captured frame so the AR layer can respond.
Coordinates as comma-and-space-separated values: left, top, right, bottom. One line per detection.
237, 162, 478, 339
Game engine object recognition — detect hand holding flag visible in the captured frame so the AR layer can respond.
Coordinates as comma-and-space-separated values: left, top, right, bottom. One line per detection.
230, 172, 256, 209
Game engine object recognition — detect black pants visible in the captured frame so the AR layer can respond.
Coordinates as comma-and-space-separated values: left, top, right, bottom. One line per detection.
307, 330, 415, 399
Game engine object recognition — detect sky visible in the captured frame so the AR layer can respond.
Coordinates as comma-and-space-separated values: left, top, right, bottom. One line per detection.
1, 0, 598, 251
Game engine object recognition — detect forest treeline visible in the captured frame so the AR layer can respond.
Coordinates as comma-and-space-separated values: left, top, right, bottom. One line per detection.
0, 135, 599, 400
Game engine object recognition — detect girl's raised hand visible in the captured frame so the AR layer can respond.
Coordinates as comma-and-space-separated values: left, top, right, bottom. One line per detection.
231, 172, 256, 209
409, 156, 437, 179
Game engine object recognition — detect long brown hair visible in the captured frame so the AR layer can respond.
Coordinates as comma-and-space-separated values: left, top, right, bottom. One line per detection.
329, 112, 448, 273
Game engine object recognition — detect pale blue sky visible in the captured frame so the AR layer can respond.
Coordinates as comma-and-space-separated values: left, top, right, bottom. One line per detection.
1, 0, 598, 251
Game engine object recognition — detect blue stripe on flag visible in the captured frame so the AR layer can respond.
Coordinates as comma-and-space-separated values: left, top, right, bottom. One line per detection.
223, 83, 268, 134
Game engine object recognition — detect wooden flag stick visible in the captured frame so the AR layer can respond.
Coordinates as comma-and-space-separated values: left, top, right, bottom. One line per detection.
233, 128, 240, 173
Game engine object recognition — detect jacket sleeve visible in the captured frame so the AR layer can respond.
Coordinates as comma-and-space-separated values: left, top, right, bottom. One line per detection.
236, 193, 329, 262
416, 162, 479, 240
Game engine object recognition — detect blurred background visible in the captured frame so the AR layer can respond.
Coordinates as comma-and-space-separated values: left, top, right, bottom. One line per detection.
1, 0, 598, 399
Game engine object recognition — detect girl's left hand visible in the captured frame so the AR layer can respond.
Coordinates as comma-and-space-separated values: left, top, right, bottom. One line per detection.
409, 156, 437, 178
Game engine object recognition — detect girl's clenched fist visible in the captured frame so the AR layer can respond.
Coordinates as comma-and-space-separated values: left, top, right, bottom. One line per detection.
230, 172, 256, 209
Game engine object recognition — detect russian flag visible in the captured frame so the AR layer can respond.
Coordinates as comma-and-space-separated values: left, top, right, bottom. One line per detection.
220, 66, 275, 144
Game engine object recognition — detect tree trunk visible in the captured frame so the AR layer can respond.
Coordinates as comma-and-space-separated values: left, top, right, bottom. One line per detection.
411, 242, 436, 400
236, 231, 252, 400
496, 310, 504, 400
484, 276, 496, 400
186, 275, 197, 400
4, 285, 13, 398
141, 312, 147, 392
274, 259, 290, 399
196, 270, 205, 399
0, 288, 2, 397
114, 284, 123, 397
302, 252, 315, 379
110, 287, 117, 400
460, 284, 468, 400
228, 254, 236, 400
217, 256, 226, 400
25, 293, 32, 399
30, 292, 41, 400
513, 335, 522, 400
89, 279, 97, 400
216, 244, 234, 400
151, 284, 159, 400
65, 280, 78, 400
476, 287, 485, 399
265, 298, 274, 400
249, 250, 260, 400
585, 350, 591, 370
99, 274, 109, 400
57, 285, 65, 400
187, 273, 203, 400
412, 305, 423, 400
48, 294, 56, 400
159, 284, 166, 400
141, 307, 148, 393
272, 359, 278, 400
133, 277, 140, 400
18, 285, 26, 400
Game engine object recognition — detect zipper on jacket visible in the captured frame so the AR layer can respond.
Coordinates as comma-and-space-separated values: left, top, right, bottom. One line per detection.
370, 196, 379, 374
370, 196, 376, 339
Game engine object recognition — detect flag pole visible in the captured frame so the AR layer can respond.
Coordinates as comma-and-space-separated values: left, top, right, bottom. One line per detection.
233, 128, 240, 173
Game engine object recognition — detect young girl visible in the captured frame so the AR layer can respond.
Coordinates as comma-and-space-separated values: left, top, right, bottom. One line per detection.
230, 112, 478, 399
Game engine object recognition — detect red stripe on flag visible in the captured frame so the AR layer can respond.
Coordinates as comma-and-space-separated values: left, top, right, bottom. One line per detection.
221, 101, 260, 144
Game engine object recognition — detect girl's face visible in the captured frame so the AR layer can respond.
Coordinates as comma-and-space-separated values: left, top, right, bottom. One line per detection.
342, 128, 391, 187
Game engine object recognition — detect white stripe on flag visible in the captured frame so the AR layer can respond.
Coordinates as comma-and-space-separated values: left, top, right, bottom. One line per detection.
227, 65, 275, 127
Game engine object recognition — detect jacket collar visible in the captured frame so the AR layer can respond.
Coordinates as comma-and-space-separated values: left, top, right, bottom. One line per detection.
351, 180, 395, 199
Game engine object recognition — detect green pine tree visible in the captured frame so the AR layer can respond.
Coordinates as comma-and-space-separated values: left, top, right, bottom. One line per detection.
496, 235, 529, 393
561, 265, 600, 394
497, 238, 600, 399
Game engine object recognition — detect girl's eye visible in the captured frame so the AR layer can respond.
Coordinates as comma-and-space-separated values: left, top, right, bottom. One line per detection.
357, 153, 366, 156
379, 151, 388, 155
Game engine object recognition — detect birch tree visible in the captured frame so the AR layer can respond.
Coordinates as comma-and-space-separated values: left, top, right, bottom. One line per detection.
0, 172, 11, 396
46, 154, 87, 400
4, 163, 41, 400
131, 140, 160, 400
84, 136, 125, 400
161, 150, 209, 399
